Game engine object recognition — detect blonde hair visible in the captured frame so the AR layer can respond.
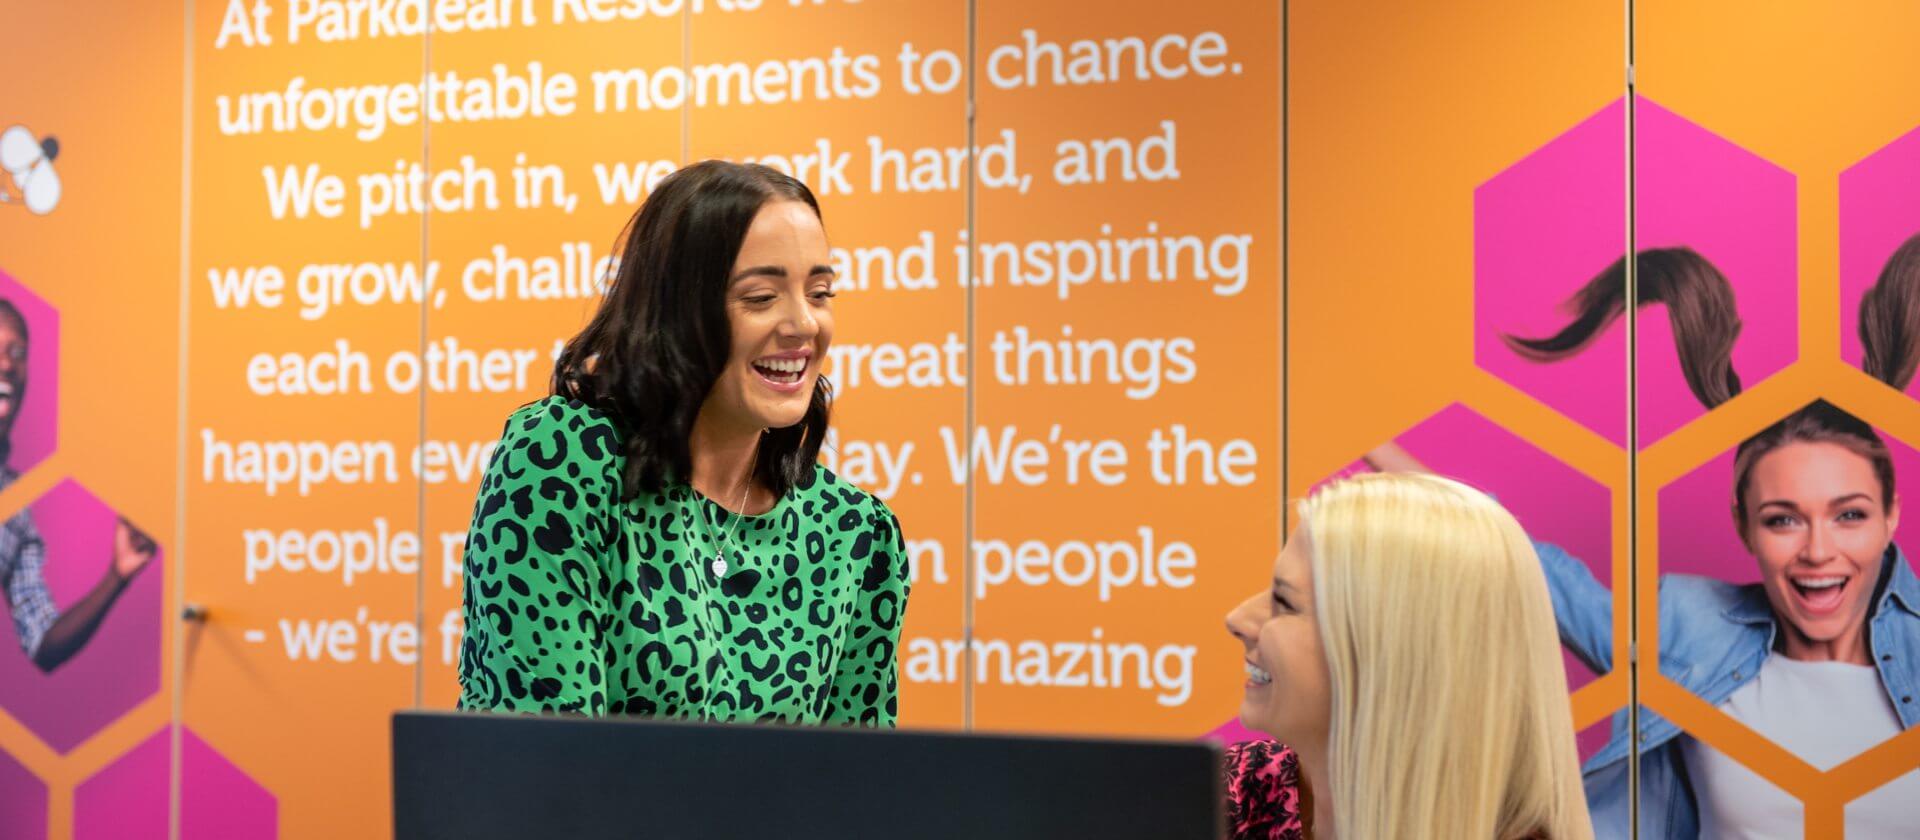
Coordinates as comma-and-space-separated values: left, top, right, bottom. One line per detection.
1301, 472, 1592, 840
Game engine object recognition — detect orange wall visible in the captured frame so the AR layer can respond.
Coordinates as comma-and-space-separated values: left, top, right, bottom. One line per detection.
1, 2, 1916, 839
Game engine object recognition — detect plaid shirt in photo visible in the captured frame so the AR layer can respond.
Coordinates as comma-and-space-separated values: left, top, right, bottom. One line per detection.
0, 467, 55, 660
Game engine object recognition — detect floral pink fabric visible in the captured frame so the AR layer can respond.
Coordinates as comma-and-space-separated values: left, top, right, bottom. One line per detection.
1225, 739, 1305, 840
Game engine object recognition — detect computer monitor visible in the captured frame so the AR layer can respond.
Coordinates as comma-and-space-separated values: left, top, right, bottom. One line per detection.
393, 710, 1224, 840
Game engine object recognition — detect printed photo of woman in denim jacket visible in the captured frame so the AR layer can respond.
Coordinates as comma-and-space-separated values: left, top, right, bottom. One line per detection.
1370, 238, 1920, 838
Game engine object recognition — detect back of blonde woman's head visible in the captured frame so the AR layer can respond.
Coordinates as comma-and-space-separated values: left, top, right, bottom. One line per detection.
1302, 472, 1592, 840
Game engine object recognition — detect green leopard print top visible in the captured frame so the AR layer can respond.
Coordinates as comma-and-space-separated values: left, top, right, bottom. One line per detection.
458, 397, 910, 725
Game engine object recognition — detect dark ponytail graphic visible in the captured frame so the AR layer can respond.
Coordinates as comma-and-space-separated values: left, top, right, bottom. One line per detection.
1504, 247, 1744, 409
1729, 231, 1920, 536
1860, 232, 1920, 394
1504, 240, 1916, 537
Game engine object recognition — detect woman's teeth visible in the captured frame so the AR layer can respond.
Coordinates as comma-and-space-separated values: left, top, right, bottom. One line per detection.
1791, 575, 1848, 609
754, 358, 806, 383
1246, 662, 1273, 685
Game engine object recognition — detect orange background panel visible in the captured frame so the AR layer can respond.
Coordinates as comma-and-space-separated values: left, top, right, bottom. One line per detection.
4, 2, 1918, 838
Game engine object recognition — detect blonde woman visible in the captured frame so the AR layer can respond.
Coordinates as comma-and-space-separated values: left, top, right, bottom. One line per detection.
1225, 473, 1593, 839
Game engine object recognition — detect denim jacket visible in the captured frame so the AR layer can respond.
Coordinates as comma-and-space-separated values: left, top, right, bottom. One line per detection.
1537, 541, 1920, 839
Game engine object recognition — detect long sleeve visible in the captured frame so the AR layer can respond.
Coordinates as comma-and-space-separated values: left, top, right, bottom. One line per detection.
459, 400, 623, 715
2, 512, 57, 660
823, 499, 910, 726
1534, 540, 1614, 674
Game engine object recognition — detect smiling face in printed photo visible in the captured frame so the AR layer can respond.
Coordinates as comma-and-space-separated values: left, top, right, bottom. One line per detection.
1226, 531, 1333, 752
0, 304, 28, 443
1742, 441, 1899, 660
702, 199, 837, 434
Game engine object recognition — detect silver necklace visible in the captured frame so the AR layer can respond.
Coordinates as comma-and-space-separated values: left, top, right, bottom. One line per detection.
692, 446, 758, 579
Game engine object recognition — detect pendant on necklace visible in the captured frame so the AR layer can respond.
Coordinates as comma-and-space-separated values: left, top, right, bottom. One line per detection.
711, 554, 728, 578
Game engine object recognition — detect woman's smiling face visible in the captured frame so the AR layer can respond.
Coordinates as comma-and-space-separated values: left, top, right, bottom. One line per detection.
1743, 441, 1898, 661
700, 199, 836, 435
1225, 530, 1332, 752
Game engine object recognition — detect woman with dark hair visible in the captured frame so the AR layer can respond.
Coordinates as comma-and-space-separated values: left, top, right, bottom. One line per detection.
458, 161, 910, 726
1372, 243, 1920, 838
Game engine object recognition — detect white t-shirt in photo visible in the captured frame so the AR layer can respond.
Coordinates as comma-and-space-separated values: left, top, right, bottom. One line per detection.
1681, 654, 1919, 838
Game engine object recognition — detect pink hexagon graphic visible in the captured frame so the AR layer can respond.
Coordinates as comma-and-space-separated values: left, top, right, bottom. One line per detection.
0, 748, 47, 840
1477, 98, 1797, 447
0, 269, 57, 476
1310, 405, 1614, 759
0, 479, 162, 753
75, 727, 277, 839
1840, 123, 1920, 400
